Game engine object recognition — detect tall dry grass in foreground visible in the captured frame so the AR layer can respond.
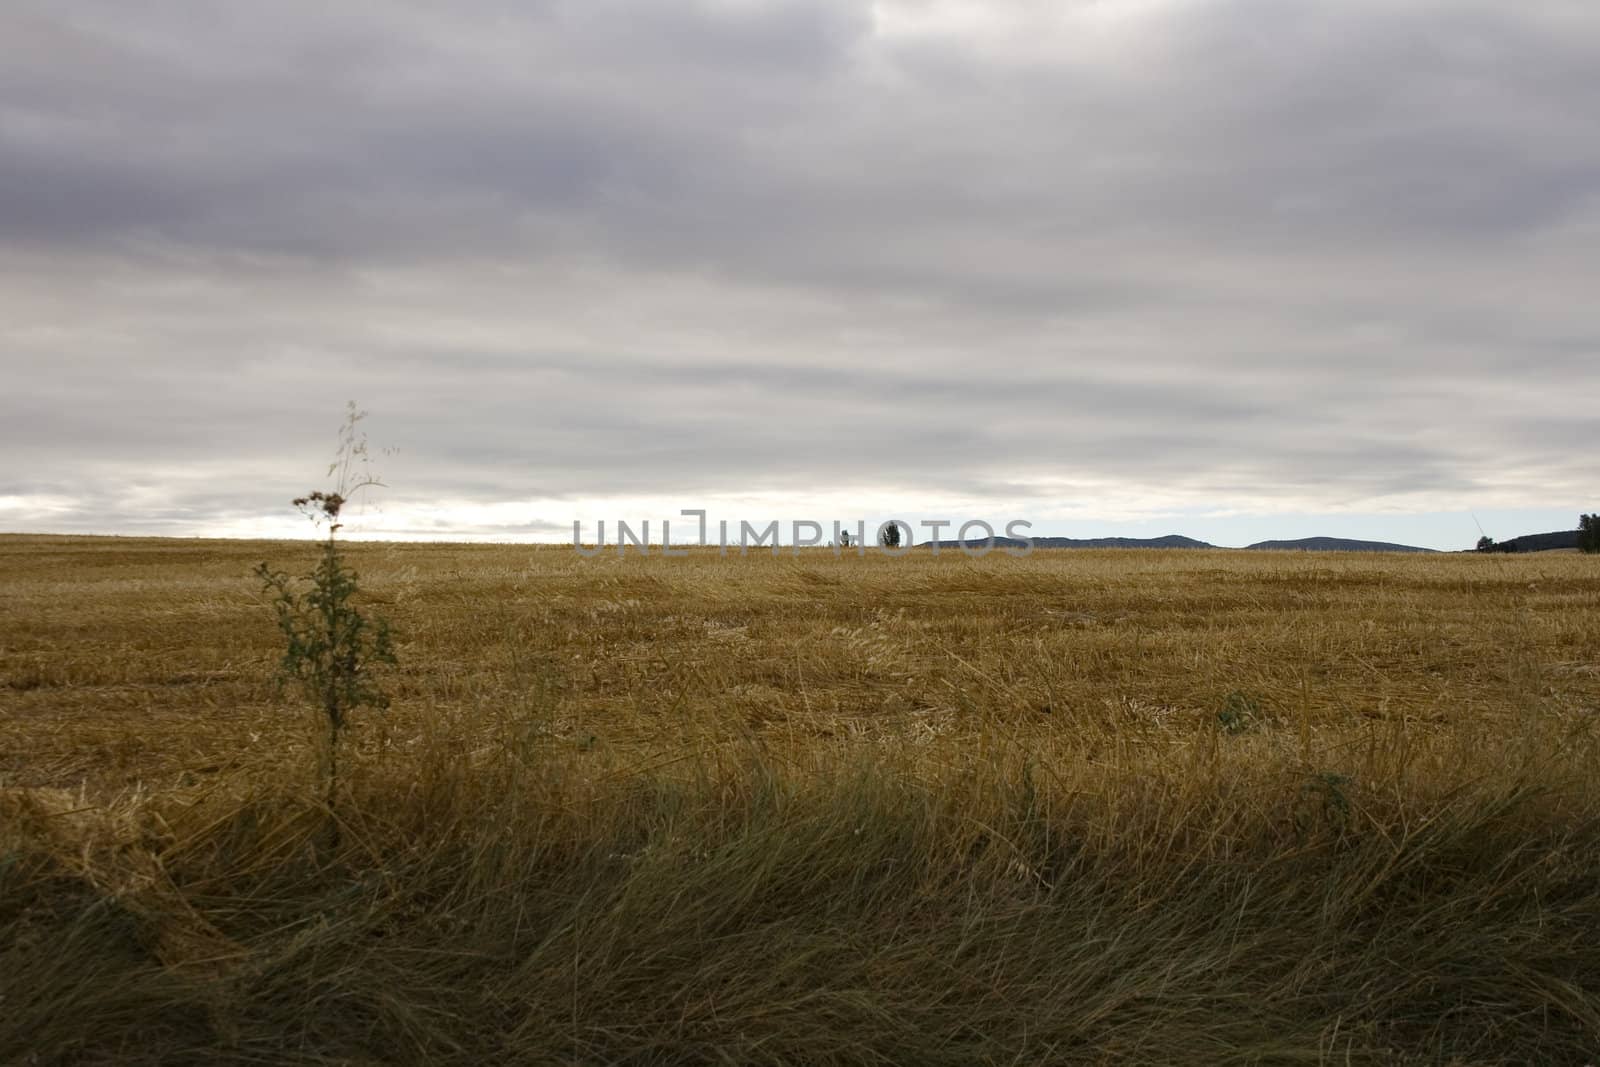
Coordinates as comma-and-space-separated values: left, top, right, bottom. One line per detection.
3, 534, 1599, 1064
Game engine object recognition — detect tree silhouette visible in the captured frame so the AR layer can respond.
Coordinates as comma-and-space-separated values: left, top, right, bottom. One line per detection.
1580, 514, 1600, 554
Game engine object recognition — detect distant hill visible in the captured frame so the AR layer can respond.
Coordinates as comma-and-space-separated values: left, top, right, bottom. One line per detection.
1478, 530, 1579, 553
1031, 535, 1213, 549
1246, 537, 1436, 553
913, 534, 1490, 553
919, 534, 1213, 550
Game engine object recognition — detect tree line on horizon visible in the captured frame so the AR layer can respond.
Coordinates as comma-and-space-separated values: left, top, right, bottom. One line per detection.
1477, 514, 1600, 554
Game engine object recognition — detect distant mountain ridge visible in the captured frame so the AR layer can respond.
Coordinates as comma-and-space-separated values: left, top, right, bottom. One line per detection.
1244, 537, 1437, 554
916, 533, 1438, 552
919, 534, 1213, 550
914, 527, 1594, 554
1020, 534, 1214, 550
1035, 534, 1213, 549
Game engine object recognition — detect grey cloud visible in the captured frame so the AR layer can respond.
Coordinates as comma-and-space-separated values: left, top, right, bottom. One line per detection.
0, 0, 1596, 537
7, 1, 1598, 261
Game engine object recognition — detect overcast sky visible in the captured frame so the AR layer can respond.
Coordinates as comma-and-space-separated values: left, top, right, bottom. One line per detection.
3, 0, 1596, 549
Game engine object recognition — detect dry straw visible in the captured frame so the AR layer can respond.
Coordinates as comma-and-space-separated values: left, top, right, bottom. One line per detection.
3, 536, 1599, 1062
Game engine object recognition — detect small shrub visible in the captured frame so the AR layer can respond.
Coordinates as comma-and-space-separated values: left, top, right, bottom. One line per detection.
1295, 771, 1353, 837
1216, 690, 1262, 734
255, 404, 395, 823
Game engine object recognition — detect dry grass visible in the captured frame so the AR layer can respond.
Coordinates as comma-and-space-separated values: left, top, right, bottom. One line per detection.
3, 533, 1600, 1063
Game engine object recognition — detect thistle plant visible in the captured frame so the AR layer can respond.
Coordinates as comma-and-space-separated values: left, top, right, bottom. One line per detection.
255, 403, 395, 818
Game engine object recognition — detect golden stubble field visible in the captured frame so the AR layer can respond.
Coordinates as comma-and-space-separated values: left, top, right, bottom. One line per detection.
4, 533, 1600, 1063
4, 534, 1597, 793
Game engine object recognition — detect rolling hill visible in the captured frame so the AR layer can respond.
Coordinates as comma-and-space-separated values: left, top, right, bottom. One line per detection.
1478, 530, 1580, 553
1245, 537, 1436, 553
918, 534, 1213, 550
917, 533, 1444, 552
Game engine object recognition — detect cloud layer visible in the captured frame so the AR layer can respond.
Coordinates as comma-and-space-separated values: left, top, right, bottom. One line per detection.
3, 0, 1597, 543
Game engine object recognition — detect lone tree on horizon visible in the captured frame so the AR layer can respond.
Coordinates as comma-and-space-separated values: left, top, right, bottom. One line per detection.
879, 522, 902, 549
1580, 514, 1600, 554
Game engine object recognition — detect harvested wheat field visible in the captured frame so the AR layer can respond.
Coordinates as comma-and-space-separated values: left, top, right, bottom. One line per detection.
3, 533, 1600, 1064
